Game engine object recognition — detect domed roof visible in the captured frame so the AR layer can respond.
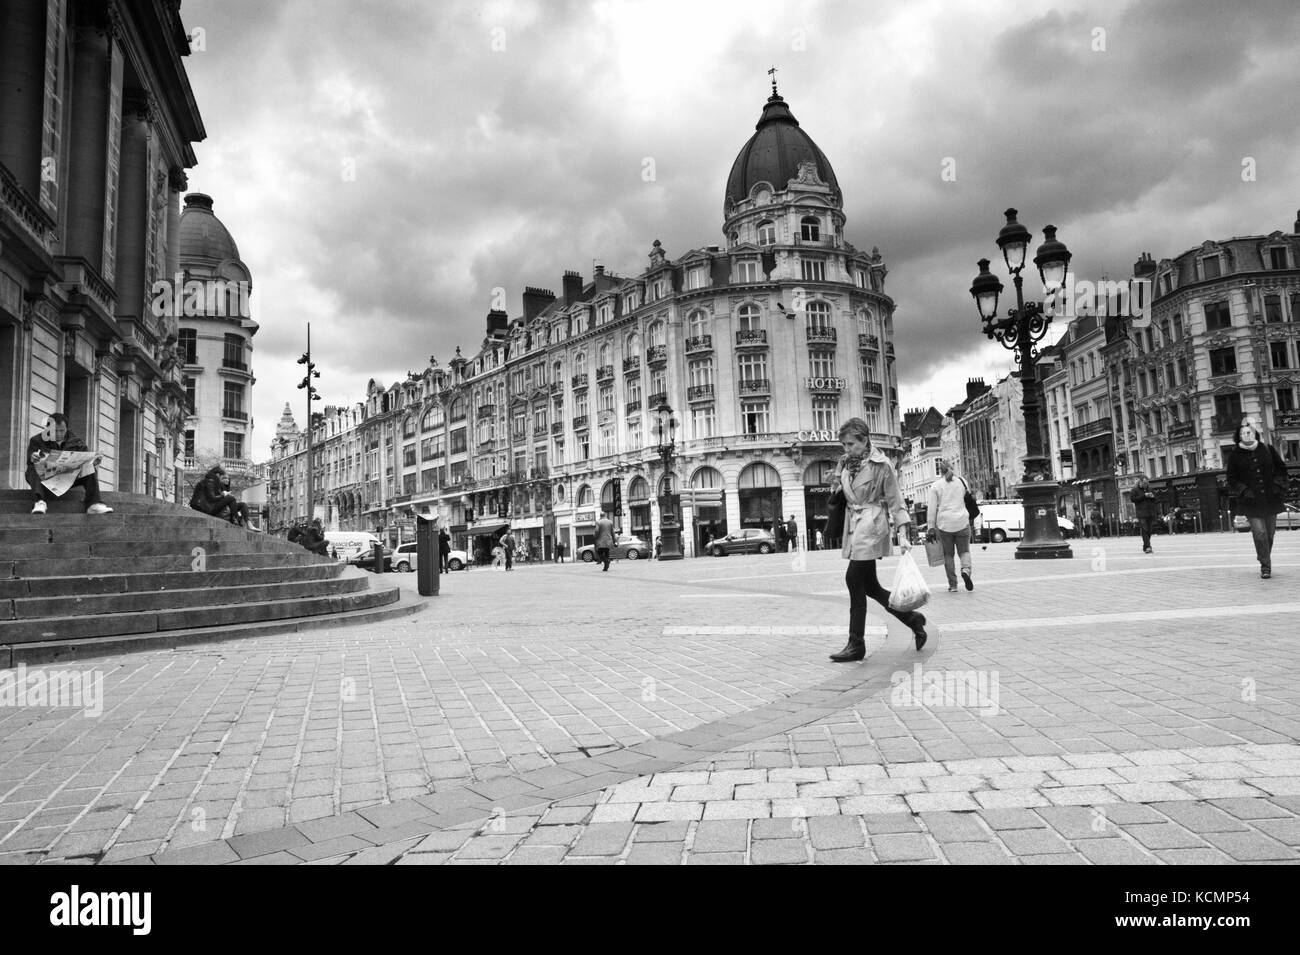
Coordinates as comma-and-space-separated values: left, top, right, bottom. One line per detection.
178, 193, 242, 269
725, 90, 840, 211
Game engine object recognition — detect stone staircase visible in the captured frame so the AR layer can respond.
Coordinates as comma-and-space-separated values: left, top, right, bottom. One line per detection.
0, 490, 423, 665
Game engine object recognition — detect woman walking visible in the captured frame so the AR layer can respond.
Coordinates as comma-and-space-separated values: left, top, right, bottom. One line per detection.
828, 418, 928, 662
925, 459, 974, 592
1129, 475, 1159, 554
1226, 417, 1289, 579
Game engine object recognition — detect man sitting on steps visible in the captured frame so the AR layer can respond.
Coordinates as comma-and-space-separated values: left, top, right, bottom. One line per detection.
26, 414, 113, 515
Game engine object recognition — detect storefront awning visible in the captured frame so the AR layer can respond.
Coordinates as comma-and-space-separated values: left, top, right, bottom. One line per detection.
468, 521, 508, 536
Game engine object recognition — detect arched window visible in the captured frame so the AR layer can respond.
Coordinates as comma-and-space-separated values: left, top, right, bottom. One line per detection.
806, 301, 832, 332
627, 476, 650, 501
757, 220, 776, 246
553, 359, 563, 382
625, 331, 641, 355
729, 231, 738, 247
449, 396, 465, 421
688, 310, 708, 338
598, 342, 612, 367
647, 320, 665, 347
574, 352, 587, 374
577, 484, 594, 506
601, 481, 619, 512
737, 304, 761, 332
555, 484, 566, 503
801, 216, 820, 242
857, 308, 875, 335
739, 461, 781, 488
690, 466, 724, 489
421, 404, 443, 431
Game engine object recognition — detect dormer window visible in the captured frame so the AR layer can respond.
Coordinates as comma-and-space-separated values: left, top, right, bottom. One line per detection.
757, 220, 776, 246
736, 260, 760, 283
1201, 254, 1223, 280
1268, 246, 1290, 270
800, 216, 820, 242
854, 269, 868, 289
687, 267, 706, 291
598, 302, 612, 324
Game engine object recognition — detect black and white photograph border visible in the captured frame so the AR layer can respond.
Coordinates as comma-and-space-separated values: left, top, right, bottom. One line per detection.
1, 0, 1298, 903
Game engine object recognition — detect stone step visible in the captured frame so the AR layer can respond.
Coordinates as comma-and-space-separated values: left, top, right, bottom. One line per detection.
0, 515, 292, 544
4, 589, 426, 666
0, 562, 345, 599
7, 573, 371, 619
7, 550, 331, 578
0, 489, 184, 515
0, 538, 304, 560
0, 584, 403, 644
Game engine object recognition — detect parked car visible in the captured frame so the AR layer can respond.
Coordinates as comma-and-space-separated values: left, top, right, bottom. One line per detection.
1236, 504, 1300, 532
577, 535, 648, 562
348, 548, 392, 573
708, 528, 776, 556
392, 542, 469, 572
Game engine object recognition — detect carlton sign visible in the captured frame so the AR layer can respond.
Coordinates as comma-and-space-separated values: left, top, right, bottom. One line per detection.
797, 430, 839, 443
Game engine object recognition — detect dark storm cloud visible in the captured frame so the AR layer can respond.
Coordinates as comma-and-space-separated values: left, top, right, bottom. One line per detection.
180, 0, 1300, 452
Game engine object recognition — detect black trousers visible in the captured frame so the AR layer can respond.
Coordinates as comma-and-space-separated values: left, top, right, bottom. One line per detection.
504, 548, 513, 570
27, 465, 103, 508
845, 559, 923, 638
596, 546, 611, 570
1137, 516, 1155, 549
440, 550, 449, 573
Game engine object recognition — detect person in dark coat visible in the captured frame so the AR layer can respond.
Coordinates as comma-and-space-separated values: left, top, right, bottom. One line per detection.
26, 414, 112, 515
1129, 475, 1160, 554
1226, 417, 1289, 579
287, 517, 329, 556
786, 515, 799, 552
438, 527, 451, 573
190, 465, 250, 525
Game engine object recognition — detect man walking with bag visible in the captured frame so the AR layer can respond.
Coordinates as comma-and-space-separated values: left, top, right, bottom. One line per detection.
594, 515, 616, 572
926, 459, 975, 592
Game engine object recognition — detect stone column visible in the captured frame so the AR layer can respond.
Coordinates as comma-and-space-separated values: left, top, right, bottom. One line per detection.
0, 1, 52, 195
113, 90, 154, 328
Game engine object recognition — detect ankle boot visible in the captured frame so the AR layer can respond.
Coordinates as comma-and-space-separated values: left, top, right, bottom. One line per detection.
910, 613, 928, 651
829, 635, 866, 662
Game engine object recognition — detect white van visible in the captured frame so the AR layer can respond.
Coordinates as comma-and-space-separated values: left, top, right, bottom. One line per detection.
324, 531, 385, 564
974, 500, 1026, 543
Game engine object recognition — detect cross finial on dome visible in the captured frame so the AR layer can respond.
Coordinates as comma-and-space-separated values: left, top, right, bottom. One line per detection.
767, 65, 778, 97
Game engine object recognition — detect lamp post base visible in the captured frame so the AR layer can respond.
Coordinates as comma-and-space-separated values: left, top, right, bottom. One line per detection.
658, 524, 684, 560
1013, 480, 1073, 560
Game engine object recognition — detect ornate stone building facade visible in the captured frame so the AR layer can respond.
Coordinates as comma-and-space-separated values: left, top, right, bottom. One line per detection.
1, 0, 204, 500
267, 85, 907, 555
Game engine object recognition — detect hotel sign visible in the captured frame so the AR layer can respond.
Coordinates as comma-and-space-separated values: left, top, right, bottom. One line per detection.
1167, 423, 1195, 442
805, 376, 847, 392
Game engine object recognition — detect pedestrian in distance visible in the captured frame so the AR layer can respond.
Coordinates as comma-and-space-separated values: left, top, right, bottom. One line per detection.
815, 527, 824, 551
1227, 417, 1289, 579
773, 518, 787, 553
190, 464, 250, 526
828, 417, 928, 663
925, 459, 974, 593
26, 414, 113, 515
786, 515, 799, 552
500, 528, 516, 571
654, 537, 662, 560
1129, 475, 1159, 554
555, 540, 565, 564
1088, 505, 1104, 539
438, 527, 451, 573
594, 515, 616, 571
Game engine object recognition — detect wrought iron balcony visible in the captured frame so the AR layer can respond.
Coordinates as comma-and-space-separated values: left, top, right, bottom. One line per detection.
735, 329, 768, 347
221, 358, 250, 373
858, 334, 880, 351
648, 392, 668, 408
571, 373, 588, 389
863, 381, 884, 396
596, 365, 614, 382
646, 345, 668, 365
885, 342, 895, 356
1069, 417, 1113, 443
573, 414, 589, 430
550, 381, 563, 394
533, 422, 548, 436
623, 357, 640, 372
688, 385, 714, 401
476, 403, 496, 418
739, 378, 771, 395
685, 334, 713, 354
806, 327, 837, 344
625, 400, 641, 414
222, 408, 249, 421
551, 421, 564, 434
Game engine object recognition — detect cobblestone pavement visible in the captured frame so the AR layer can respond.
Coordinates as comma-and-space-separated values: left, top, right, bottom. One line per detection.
1, 532, 1298, 864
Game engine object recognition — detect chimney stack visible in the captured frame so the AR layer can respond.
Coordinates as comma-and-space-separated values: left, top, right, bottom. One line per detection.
485, 309, 509, 338
1133, 251, 1157, 279
522, 286, 556, 322
562, 270, 583, 305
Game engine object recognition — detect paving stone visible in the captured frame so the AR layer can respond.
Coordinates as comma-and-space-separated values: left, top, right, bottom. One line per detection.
839, 795, 909, 815
1061, 753, 1133, 769
522, 825, 582, 847
1123, 823, 1207, 850
410, 829, 475, 853
1049, 768, 1128, 786
589, 803, 638, 823
974, 789, 1050, 810
768, 768, 828, 783
288, 834, 375, 862
750, 839, 808, 865
806, 815, 865, 850
827, 765, 888, 781
1075, 838, 1158, 865
813, 848, 875, 865
1153, 848, 1235, 864
707, 770, 768, 785
571, 823, 633, 856
771, 797, 842, 818
886, 762, 949, 778
1209, 797, 1291, 820
919, 812, 987, 843
1178, 780, 1268, 800
978, 808, 1048, 830
1037, 807, 1123, 840
942, 841, 1013, 864
1199, 830, 1296, 861
997, 827, 1072, 855
1042, 786, 1119, 807
905, 792, 980, 814
1151, 801, 1250, 833
152, 840, 240, 865
227, 826, 311, 860
687, 851, 746, 865
1249, 819, 1300, 846
702, 800, 770, 820
625, 842, 684, 865
634, 821, 692, 843
671, 784, 734, 802
504, 846, 569, 865
537, 806, 592, 826
871, 833, 935, 862
1021, 853, 1087, 865
339, 838, 423, 865
860, 812, 924, 834
635, 801, 703, 823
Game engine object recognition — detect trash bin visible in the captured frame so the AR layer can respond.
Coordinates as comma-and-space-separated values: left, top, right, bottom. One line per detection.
416, 510, 439, 596
372, 541, 385, 574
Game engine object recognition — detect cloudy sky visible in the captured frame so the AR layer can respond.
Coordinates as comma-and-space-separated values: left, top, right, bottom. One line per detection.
180, 0, 1300, 458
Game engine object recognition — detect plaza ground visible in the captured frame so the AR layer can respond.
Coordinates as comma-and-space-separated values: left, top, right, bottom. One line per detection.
1, 530, 1298, 865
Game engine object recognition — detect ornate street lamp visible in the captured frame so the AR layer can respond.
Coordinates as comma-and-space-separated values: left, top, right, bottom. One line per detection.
970, 208, 1074, 559
296, 322, 322, 523
653, 399, 683, 560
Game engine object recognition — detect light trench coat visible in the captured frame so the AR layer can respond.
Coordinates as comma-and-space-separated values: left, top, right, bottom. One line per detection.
836, 449, 912, 561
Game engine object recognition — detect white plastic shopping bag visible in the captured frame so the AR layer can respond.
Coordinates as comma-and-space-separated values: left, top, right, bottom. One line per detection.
888, 550, 931, 613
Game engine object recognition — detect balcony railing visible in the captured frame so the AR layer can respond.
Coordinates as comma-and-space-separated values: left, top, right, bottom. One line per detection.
739, 378, 771, 395
806, 327, 837, 344
477, 404, 495, 418
222, 408, 249, 421
1069, 417, 1114, 443
1210, 415, 1237, 434
623, 357, 640, 372
685, 334, 713, 354
550, 381, 563, 394
735, 329, 768, 347
573, 414, 589, 430
889, 387, 898, 402
646, 345, 668, 365
625, 400, 641, 414
571, 373, 589, 389
596, 365, 614, 382
551, 421, 564, 434
857, 334, 880, 351
647, 392, 668, 409
885, 342, 895, 357
688, 385, 714, 401
864, 381, 884, 396
533, 423, 548, 436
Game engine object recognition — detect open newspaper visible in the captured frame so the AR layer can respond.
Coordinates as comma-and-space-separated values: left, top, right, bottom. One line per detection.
32, 450, 99, 497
